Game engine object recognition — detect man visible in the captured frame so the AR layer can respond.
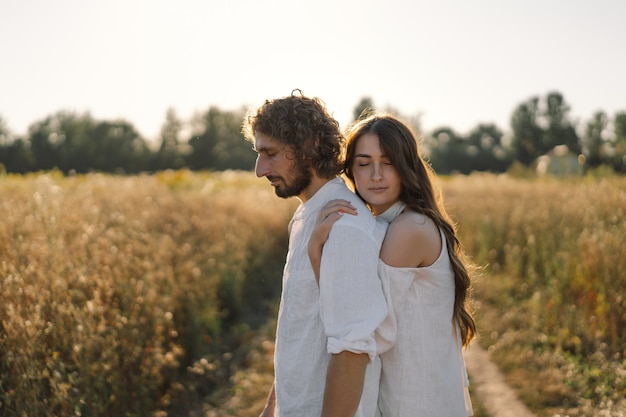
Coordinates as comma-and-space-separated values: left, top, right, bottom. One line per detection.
242, 91, 388, 417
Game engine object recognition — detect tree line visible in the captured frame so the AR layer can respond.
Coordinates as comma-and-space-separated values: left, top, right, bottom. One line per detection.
422, 92, 626, 175
1, 91, 625, 175
0, 106, 256, 174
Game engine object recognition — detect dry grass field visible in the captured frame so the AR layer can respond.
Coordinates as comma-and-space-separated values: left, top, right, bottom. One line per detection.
1, 170, 624, 416
443, 174, 626, 417
0, 170, 293, 416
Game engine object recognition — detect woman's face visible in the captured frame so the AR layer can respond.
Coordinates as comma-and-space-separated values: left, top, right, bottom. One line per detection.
350, 133, 402, 215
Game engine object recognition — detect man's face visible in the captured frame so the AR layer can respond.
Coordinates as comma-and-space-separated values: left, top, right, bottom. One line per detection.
253, 132, 312, 199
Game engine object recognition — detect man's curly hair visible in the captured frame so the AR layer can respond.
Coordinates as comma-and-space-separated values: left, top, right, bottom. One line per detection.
243, 90, 345, 179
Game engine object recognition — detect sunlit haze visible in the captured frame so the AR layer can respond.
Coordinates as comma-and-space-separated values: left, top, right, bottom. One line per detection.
2, 0, 625, 141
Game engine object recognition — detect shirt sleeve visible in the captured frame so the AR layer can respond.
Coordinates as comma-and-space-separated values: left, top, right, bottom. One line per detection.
318, 223, 388, 362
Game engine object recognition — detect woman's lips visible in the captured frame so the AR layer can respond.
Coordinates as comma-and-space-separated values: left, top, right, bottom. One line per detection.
368, 187, 387, 192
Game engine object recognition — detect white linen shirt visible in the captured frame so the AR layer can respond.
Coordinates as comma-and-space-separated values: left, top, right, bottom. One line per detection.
273, 177, 389, 417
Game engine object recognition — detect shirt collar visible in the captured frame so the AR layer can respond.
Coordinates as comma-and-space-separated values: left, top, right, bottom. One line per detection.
377, 201, 406, 224
295, 177, 345, 220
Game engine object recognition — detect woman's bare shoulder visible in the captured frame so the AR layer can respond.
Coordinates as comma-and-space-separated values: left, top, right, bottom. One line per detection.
381, 210, 441, 268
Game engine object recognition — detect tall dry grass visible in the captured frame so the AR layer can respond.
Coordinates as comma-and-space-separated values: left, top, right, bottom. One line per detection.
2, 171, 625, 417
442, 174, 626, 417
0, 170, 293, 416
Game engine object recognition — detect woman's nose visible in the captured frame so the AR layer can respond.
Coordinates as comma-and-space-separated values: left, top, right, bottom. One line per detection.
371, 164, 383, 180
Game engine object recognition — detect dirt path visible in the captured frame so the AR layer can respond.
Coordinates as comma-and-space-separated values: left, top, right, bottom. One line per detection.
465, 342, 537, 417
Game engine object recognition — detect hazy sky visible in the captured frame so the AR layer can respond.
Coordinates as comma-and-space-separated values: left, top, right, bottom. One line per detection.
2, 0, 625, 141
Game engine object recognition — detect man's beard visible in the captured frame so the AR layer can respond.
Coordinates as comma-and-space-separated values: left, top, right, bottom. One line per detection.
275, 162, 312, 198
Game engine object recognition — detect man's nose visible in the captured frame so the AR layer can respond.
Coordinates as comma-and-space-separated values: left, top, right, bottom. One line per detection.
255, 155, 268, 178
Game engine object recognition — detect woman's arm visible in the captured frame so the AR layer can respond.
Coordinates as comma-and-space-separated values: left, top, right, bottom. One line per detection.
308, 199, 357, 282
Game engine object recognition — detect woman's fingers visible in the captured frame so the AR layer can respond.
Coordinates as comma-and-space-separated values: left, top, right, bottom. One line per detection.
315, 200, 357, 224
323, 210, 344, 222
322, 199, 357, 216
309, 200, 358, 255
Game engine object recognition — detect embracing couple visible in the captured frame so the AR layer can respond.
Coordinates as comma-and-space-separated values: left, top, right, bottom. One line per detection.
242, 90, 476, 417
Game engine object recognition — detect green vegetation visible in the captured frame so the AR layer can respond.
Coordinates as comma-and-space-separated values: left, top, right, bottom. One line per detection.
1, 91, 626, 175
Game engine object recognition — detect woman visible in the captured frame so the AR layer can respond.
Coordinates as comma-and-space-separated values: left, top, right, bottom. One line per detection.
308, 114, 476, 416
